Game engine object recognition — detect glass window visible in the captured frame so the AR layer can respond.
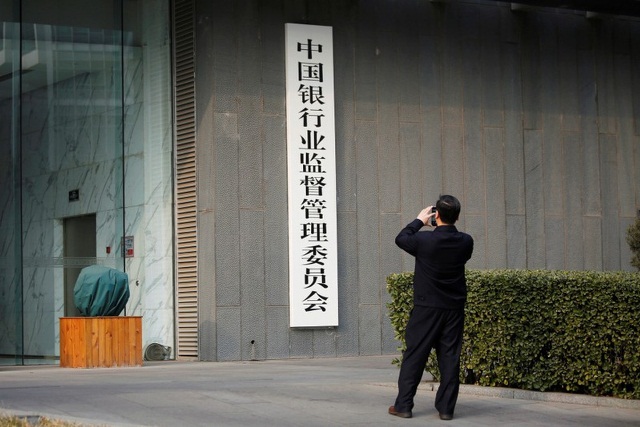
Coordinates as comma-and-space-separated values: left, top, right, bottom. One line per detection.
0, 2, 23, 366
0, 0, 173, 365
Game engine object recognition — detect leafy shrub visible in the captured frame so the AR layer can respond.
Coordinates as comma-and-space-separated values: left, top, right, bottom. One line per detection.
627, 218, 640, 271
386, 270, 640, 399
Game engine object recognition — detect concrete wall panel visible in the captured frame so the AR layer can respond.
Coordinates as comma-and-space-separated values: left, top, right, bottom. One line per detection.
264, 116, 289, 307
356, 121, 380, 306
240, 209, 266, 361
485, 127, 507, 268
214, 113, 241, 307
359, 304, 381, 356
194, 0, 640, 361
336, 211, 359, 357
266, 306, 290, 359
216, 306, 241, 361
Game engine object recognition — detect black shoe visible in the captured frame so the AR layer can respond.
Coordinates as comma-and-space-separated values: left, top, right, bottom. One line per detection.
389, 406, 412, 418
439, 413, 453, 420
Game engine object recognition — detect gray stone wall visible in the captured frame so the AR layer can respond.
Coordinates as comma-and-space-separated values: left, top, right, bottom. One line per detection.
194, 0, 640, 361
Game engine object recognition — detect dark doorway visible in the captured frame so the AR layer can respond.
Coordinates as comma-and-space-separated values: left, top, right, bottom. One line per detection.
63, 214, 96, 317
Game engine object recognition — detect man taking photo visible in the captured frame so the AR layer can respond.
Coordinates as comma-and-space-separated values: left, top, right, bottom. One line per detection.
389, 194, 474, 421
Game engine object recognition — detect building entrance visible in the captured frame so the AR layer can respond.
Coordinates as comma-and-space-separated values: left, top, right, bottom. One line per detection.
63, 214, 96, 317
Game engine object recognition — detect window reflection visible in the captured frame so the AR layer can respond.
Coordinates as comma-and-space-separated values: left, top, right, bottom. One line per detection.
0, 0, 173, 365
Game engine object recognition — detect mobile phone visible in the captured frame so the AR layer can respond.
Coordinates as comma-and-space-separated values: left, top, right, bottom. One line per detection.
430, 207, 437, 226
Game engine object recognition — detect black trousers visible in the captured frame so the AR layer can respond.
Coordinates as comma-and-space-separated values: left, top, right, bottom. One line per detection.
393, 305, 464, 415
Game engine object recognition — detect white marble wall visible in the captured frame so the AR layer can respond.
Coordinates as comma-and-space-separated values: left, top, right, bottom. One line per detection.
0, 11, 174, 362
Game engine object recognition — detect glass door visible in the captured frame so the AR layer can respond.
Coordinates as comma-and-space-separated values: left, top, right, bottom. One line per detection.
19, 0, 125, 364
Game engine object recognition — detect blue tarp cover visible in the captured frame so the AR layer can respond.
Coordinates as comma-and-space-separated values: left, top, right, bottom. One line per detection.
74, 265, 129, 316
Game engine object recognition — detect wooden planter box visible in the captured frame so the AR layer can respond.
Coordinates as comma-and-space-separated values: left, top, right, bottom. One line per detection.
60, 316, 142, 368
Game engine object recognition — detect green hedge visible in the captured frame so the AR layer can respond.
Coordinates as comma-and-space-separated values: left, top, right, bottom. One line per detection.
628, 218, 640, 270
386, 270, 640, 399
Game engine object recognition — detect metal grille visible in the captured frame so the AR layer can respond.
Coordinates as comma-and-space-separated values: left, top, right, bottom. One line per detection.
172, 0, 198, 359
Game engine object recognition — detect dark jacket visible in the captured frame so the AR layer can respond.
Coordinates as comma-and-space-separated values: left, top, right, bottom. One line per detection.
395, 219, 474, 310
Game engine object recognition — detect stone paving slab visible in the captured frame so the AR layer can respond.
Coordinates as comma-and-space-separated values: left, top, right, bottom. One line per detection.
0, 356, 638, 427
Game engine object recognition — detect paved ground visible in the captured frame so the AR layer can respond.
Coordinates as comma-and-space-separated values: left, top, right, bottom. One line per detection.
1, 356, 639, 426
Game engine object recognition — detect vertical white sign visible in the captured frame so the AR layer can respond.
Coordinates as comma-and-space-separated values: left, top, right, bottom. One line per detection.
285, 23, 338, 327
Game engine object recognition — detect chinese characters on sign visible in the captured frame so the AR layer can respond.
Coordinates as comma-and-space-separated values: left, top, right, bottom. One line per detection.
285, 24, 338, 327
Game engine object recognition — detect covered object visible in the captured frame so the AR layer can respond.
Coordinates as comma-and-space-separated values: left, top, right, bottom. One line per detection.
73, 265, 129, 316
